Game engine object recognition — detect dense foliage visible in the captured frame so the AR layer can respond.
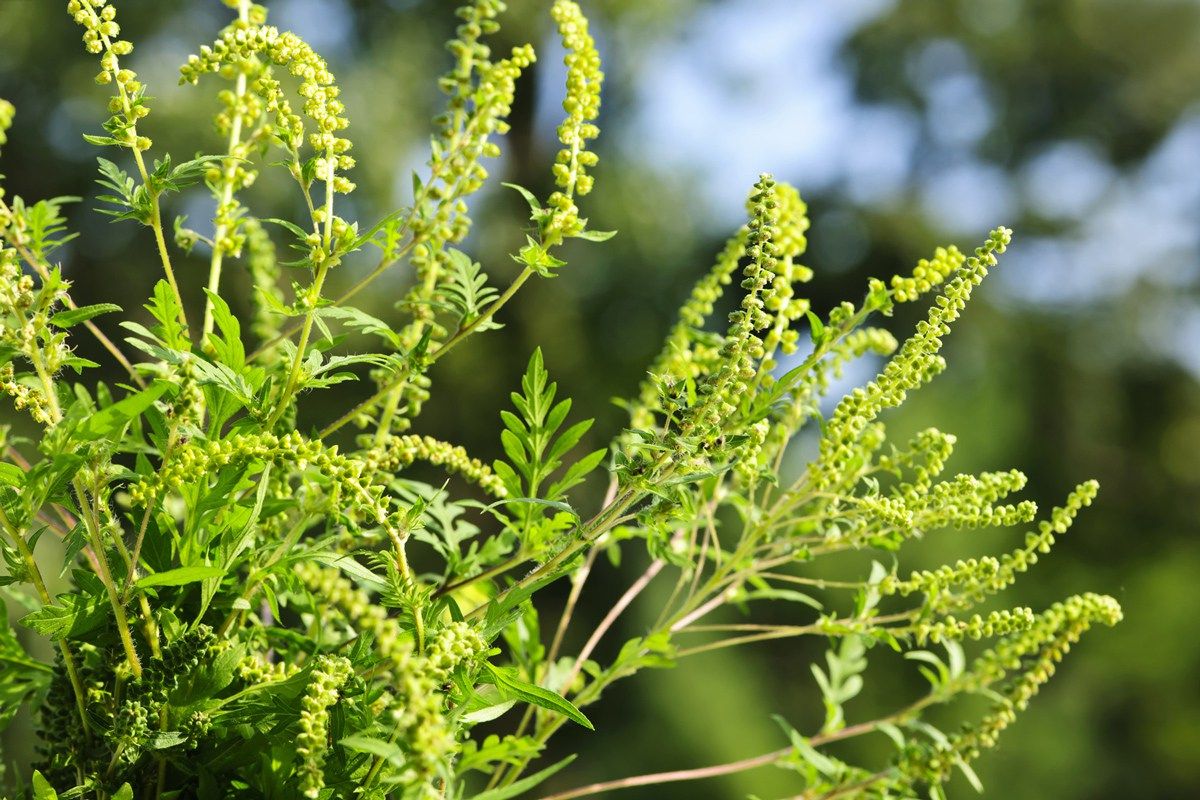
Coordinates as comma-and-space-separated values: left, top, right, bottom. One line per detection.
0, 2, 1121, 798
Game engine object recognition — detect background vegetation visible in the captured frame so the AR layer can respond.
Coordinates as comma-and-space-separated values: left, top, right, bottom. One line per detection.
1, 0, 1195, 797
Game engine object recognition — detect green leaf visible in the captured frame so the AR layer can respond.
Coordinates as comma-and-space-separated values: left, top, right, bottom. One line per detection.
82, 133, 121, 147
190, 358, 254, 407
50, 303, 122, 329
513, 236, 566, 276
0, 462, 24, 488
146, 730, 188, 749
806, 310, 826, 347
202, 289, 245, 369
77, 380, 174, 441
339, 734, 406, 766
956, 757, 985, 793
866, 277, 894, 315
174, 643, 243, 704
470, 754, 578, 800
573, 228, 617, 242
481, 662, 593, 730
0, 604, 52, 730
502, 182, 543, 212
498, 349, 600, 515
319, 306, 403, 350
545, 418, 592, 467
136, 565, 224, 589
460, 697, 516, 725
111, 786, 134, 800
307, 553, 387, 591
263, 216, 311, 241
31, 771, 58, 800
485, 497, 579, 519
440, 249, 501, 332
146, 279, 188, 348
20, 593, 107, 639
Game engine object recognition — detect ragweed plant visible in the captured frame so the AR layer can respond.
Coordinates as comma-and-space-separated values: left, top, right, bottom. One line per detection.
0, 2, 1120, 799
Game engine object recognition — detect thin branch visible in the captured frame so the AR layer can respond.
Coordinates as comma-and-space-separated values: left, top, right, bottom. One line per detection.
536, 715, 895, 800
535, 747, 789, 800
561, 558, 664, 694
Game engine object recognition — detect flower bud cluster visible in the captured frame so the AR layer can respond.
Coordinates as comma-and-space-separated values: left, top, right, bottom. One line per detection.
902, 593, 1121, 785
296, 654, 353, 798
0, 99, 13, 150
130, 431, 335, 503
914, 607, 1035, 645
181, 25, 355, 194
425, 621, 486, 684
294, 561, 405, 656
883, 480, 1098, 611
0, 363, 54, 425
764, 327, 899, 465
402, 40, 536, 351
546, 0, 603, 240
397, 1, 534, 360
429, 0, 533, 230
834, 487, 912, 545
881, 428, 957, 498
891, 245, 965, 303
107, 627, 217, 766
912, 470, 1037, 530
236, 653, 300, 683
379, 649, 456, 787
368, 434, 508, 497
809, 228, 1011, 491
966, 593, 1123, 696
759, 182, 813, 364
294, 571, 483, 788
441, 1, 506, 104
66, 1, 148, 149
0, 247, 70, 424
130, 432, 413, 544
206, 7, 274, 263
680, 175, 780, 445
732, 419, 772, 487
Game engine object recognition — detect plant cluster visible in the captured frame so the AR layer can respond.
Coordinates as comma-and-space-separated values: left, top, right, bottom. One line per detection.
0, 2, 1119, 799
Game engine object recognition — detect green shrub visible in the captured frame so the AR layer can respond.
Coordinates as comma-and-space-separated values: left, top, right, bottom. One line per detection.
0, 1, 1120, 798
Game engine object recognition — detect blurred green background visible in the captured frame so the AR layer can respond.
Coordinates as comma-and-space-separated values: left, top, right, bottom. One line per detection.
1, 0, 1197, 797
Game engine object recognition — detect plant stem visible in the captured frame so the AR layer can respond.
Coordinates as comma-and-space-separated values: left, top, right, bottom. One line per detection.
140, 159, 188, 336
473, 486, 642, 620
83, 2, 189, 334
201, 0, 251, 339
0, 506, 92, 739
74, 476, 143, 678
489, 557, 667, 791
433, 550, 526, 599
674, 612, 914, 659
560, 558, 663, 692
809, 768, 896, 800
269, 261, 330, 426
